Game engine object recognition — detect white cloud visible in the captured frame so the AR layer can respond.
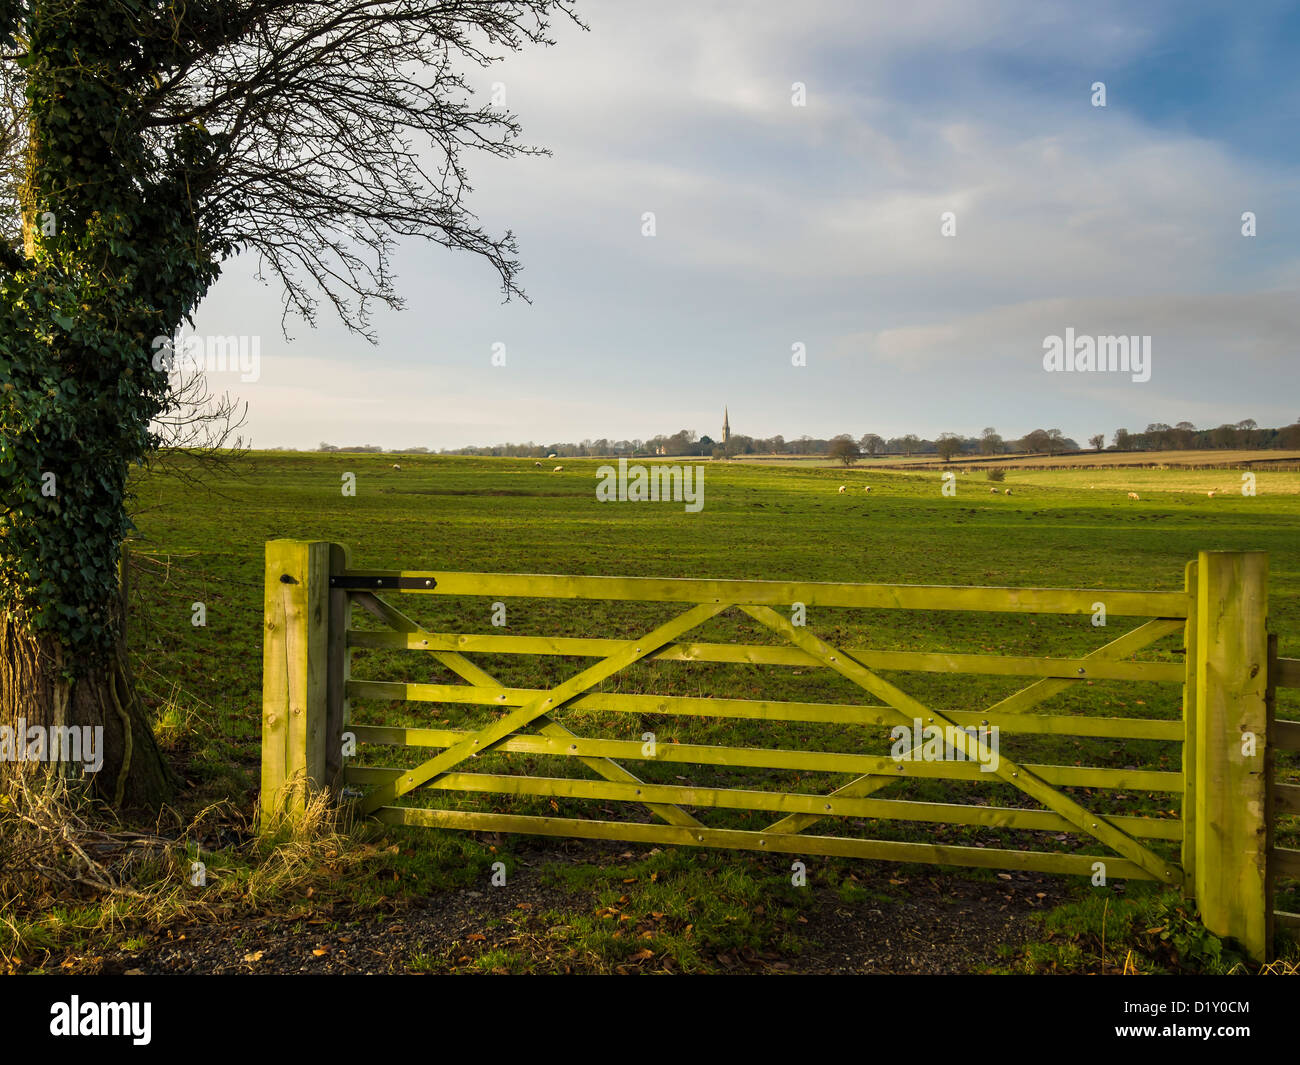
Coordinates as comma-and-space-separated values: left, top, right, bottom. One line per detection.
187, 0, 1300, 448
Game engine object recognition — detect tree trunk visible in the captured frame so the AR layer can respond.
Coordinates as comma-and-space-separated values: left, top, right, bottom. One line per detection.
0, 608, 174, 809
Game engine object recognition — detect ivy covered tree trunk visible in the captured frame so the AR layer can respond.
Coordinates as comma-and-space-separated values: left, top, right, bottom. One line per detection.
0, 3, 224, 806
1, 1, 574, 807
0, 610, 172, 806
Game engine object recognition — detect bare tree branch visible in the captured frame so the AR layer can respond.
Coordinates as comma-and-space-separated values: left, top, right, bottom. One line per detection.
115, 1, 586, 339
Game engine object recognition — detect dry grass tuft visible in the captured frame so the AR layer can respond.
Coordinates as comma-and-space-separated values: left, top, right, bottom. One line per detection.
0, 767, 363, 969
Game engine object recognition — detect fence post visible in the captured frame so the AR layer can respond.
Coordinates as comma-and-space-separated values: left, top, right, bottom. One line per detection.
259, 539, 333, 831
324, 542, 352, 794
1180, 559, 1198, 886
1192, 550, 1269, 961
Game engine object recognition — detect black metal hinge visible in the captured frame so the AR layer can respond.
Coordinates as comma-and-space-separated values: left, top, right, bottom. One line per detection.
329, 575, 438, 591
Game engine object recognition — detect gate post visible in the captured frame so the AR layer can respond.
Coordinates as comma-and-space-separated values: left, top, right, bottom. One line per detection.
1180, 559, 1198, 885
259, 539, 334, 831
324, 542, 352, 793
1191, 550, 1270, 961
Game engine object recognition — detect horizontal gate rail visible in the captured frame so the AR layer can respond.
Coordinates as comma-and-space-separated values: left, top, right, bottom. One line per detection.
374, 808, 1158, 880
347, 629, 1185, 682
1277, 784, 1300, 815
1275, 657, 1300, 690
346, 684, 1184, 740
346, 767, 1183, 840
1276, 721, 1300, 751
335, 568, 1189, 616
345, 726, 1182, 790
259, 541, 1294, 963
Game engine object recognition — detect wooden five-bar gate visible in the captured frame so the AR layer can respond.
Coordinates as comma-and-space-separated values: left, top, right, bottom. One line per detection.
259, 541, 1300, 962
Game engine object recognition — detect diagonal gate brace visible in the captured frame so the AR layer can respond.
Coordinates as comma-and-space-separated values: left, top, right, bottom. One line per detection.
351, 593, 706, 827
357, 600, 727, 815
741, 604, 1181, 885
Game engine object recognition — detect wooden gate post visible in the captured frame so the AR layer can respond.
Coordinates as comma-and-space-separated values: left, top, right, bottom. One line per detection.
1192, 550, 1270, 961
259, 539, 335, 831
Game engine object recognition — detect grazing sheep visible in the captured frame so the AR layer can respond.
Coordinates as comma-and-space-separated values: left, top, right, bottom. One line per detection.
534, 461, 542, 467
863, 486, 871, 493
1004, 488, 1012, 495
1127, 491, 1140, 500
391, 463, 401, 471
838, 485, 847, 494
1207, 490, 1215, 498
989, 487, 998, 494
553, 465, 564, 472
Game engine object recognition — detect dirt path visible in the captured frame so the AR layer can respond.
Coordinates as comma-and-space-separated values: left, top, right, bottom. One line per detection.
91, 859, 1070, 975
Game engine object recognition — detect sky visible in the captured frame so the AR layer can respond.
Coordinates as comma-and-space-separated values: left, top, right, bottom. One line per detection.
189, 0, 1300, 451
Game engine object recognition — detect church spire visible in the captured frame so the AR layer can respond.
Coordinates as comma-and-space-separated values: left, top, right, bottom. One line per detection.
722, 406, 730, 444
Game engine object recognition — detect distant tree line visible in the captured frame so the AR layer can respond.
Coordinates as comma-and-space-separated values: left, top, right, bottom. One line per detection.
1109, 420, 1300, 452
311, 418, 1300, 459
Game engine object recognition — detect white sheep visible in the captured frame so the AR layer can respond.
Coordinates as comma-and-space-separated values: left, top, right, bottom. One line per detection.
534, 461, 542, 467
553, 465, 564, 472
1127, 491, 1140, 500
1004, 488, 1012, 495
989, 487, 998, 494
391, 463, 401, 471
863, 486, 871, 493
838, 485, 847, 494
1207, 490, 1215, 498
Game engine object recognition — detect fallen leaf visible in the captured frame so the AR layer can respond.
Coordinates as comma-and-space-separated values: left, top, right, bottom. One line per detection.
312, 948, 328, 957
243, 951, 263, 963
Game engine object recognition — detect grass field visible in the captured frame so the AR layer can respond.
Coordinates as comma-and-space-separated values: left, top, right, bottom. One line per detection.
17, 452, 1296, 975
736, 449, 1300, 473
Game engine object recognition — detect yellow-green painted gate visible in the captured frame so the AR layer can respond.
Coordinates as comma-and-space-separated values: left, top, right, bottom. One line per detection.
258, 541, 1300, 963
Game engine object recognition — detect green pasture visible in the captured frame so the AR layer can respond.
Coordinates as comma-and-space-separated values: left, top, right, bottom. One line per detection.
117, 452, 1299, 972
